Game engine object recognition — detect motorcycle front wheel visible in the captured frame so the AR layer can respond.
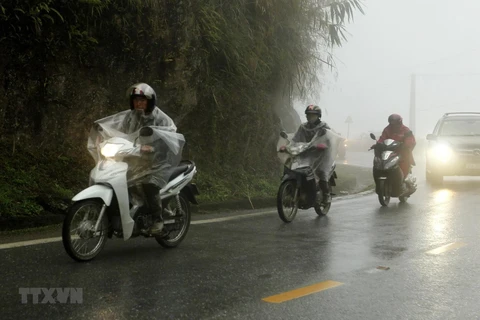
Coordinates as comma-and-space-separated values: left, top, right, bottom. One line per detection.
62, 199, 109, 262
155, 193, 191, 248
277, 180, 299, 223
377, 179, 391, 207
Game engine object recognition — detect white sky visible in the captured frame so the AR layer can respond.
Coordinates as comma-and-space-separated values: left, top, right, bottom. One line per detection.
295, 0, 480, 139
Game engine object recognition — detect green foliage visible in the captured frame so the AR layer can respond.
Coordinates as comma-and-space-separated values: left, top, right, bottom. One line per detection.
0, 139, 86, 218
195, 167, 280, 203
0, 0, 364, 218
0, 184, 43, 218
179, 0, 365, 167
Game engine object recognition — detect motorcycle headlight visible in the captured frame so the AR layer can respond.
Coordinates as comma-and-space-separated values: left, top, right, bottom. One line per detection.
101, 143, 123, 157
288, 145, 306, 155
429, 144, 453, 162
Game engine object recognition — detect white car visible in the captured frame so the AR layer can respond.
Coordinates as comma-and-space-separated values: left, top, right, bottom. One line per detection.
426, 112, 480, 184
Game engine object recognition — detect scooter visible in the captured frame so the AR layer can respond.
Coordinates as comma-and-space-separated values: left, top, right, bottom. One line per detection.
62, 135, 199, 262
369, 133, 416, 206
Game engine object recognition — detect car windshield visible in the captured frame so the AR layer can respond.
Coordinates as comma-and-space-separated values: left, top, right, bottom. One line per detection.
439, 119, 480, 136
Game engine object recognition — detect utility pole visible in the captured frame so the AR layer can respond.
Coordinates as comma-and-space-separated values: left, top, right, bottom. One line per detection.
409, 73, 416, 133
345, 116, 353, 139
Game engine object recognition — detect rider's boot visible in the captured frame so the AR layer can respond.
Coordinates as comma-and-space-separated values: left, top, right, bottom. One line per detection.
316, 189, 323, 205
144, 184, 165, 235
319, 180, 331, 204
149, 210, 164, 235
404, 173, 417, 193
400, 173, 417, 197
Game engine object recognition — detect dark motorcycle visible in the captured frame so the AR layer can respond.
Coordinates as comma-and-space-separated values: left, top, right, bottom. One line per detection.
276, 131, 338, 222
369, 133, 416, 206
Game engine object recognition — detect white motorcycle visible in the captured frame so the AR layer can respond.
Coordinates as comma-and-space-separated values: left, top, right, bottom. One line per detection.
62, 135, 199, 262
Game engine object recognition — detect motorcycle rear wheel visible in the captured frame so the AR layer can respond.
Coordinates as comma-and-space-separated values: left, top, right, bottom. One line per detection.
277, 180, 299, 223
62, 199, 108, 262
155, 193, 191, 248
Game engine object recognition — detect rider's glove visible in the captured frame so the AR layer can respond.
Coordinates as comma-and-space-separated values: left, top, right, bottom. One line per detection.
141, 145, 155, 153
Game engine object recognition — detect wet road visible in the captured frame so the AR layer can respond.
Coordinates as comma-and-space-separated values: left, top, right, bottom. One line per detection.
2, 168, 480, 319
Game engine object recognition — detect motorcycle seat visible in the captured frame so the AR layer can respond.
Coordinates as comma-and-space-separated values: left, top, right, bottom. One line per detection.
168, 160, 195, 182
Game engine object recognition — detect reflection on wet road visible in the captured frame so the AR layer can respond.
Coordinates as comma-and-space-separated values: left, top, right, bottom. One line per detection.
2, 167, 480, 319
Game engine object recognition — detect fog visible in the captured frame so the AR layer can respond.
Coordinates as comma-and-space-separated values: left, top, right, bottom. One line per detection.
295, 0, 480, 140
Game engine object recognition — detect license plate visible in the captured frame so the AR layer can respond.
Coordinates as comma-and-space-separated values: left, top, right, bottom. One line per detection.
466, 163, 480, 169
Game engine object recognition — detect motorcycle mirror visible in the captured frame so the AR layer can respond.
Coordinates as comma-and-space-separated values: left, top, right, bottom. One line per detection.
370, 133, 376, 140
94, 123, 103, 132
280, 131, 289, 139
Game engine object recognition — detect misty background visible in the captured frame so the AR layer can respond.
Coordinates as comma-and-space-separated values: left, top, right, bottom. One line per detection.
295, 0, 480, 140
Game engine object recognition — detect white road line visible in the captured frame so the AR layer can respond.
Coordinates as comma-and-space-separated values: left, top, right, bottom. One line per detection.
191, 210, 276, 225
0, 237, 62, 250
0, 210, 277, 250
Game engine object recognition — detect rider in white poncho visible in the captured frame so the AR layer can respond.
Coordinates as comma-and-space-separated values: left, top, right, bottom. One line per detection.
290, 105, 341, 204
88, 83, 185, 235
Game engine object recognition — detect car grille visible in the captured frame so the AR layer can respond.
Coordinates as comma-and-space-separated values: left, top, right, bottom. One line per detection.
456, 149, 480, 156
455, 148, 480, 164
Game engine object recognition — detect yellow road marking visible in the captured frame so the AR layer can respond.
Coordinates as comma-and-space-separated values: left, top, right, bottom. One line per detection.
262, 280, 343, 303
426, 242, 467, 255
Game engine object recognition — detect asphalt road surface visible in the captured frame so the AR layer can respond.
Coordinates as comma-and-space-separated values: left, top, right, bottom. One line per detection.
2, 159, 480, 319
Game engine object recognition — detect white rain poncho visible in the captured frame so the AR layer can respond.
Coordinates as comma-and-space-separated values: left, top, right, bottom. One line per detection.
278, 124, 342, 182
87, 107, 185, 188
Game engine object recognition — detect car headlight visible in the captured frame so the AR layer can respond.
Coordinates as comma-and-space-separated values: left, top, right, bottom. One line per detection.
429, 144, 453, 162
101, 143, 123, 157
